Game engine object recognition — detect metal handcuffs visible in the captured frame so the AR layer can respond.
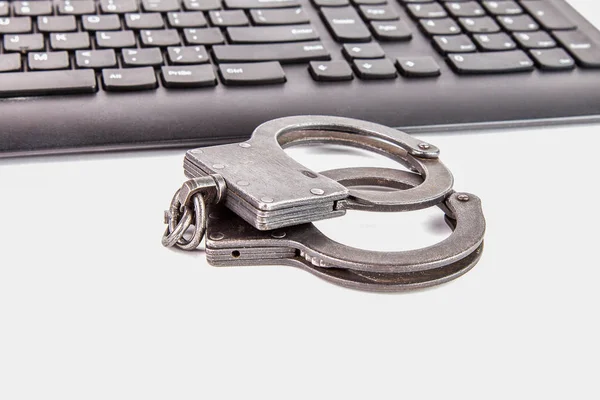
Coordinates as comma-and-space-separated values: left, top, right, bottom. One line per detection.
162, 116, 486, 291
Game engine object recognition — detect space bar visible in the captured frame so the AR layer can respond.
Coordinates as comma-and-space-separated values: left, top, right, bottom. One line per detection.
0, 70, 97, 98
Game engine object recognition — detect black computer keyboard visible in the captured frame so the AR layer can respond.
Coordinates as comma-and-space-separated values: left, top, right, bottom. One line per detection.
0, 0, 599, 156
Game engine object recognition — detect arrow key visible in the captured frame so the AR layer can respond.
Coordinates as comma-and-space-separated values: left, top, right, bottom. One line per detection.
396, 56, 441, 77
309, 60, 353, 81
342, 42, 384, 60
352, 58, 396, 79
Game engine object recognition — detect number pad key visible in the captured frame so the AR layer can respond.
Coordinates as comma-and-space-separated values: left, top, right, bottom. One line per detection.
419, 18, 461, 36
473, 33, 516, 51
433, 34, 476, 54
482, 1, 522, 16
406, 3, 447, 19
529, 48, 575, 70
444, 2, 485, 18
513, 31, 556, 49
458, 16, 500, 34
497, 15, 539, 32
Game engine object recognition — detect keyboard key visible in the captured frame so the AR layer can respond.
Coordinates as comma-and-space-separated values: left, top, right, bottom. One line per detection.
497, 15, 538, 32
444, 1, 485, 18
125, 13, 165, 29
82, 15, 121, 31
96, 30, 136, 48
13, 1, 52, 16
50, 32, 91, 50
213, 42, 329, 63
0, 53, 22, 72
447, 50, 534, 74
520, 1, 576, 31
433, 34, 476, 54
309, 60, 353, 81
250, 8, 309, 25
0, 69, 96, 98
209, 10, 249, 27
529, 48, 575, 71
482, 1, 522, 16
167, 46, 209, 64
313, 0, 348, 6
458, 16, 500, 34
140, 29, 181, 46
359, 5, 399, 21
227, 25, 319, 43
419, 18, 461, 36
352, 58, 396, 79
0, 1, 8, 16
75, 49, 117, 68
161, 65, 217, 88
321, 7, 371, 42
58, 0, 96, 15
396, 56, 441, 77
167, 12, 207, 28
28, 51, 70, 70
371, 20, 412, 41
554, 30, 600, 68
224, 0, 299, 9
184, 28, 224, 45
513, 31, 556, 49
406, 3, 447, 19
142, 0, 180, 12
123, 48, 163, 67
183, 0, 221, 11
342, 42, 384, 59
352, 0, 386, 6
0, 17, 32, 34
100, 0, 139, 13
3, 33, 44, 52
473, 32, 516, 51
37, 16, 77, 32
218, 61, 286, 85
102, 67, 158, 91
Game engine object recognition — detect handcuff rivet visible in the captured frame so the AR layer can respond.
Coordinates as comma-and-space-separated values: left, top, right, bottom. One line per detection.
261, 197, 274, 203
239, 143, 251, 148
271, 231, 286, 239
457, 194, 470, 202
418, 143, 431, 150
237, 180, 249, 186
213, 163, 225, 169
310, 188, 325, 195
209, 232, 225, 241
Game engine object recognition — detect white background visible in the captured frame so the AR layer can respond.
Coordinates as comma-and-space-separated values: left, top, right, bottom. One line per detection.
1, 1, 600, 399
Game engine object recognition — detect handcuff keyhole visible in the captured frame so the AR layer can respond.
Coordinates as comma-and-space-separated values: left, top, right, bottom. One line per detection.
231, 250, 241, 258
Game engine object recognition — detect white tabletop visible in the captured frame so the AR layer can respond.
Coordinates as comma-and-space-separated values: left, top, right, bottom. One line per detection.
2, 2, 600, 399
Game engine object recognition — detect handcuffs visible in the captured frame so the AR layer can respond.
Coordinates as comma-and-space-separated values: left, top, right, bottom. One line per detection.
162, 116, 486, 291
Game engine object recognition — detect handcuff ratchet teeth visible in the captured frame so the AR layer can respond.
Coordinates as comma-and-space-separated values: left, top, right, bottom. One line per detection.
162, 116, 486, 291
